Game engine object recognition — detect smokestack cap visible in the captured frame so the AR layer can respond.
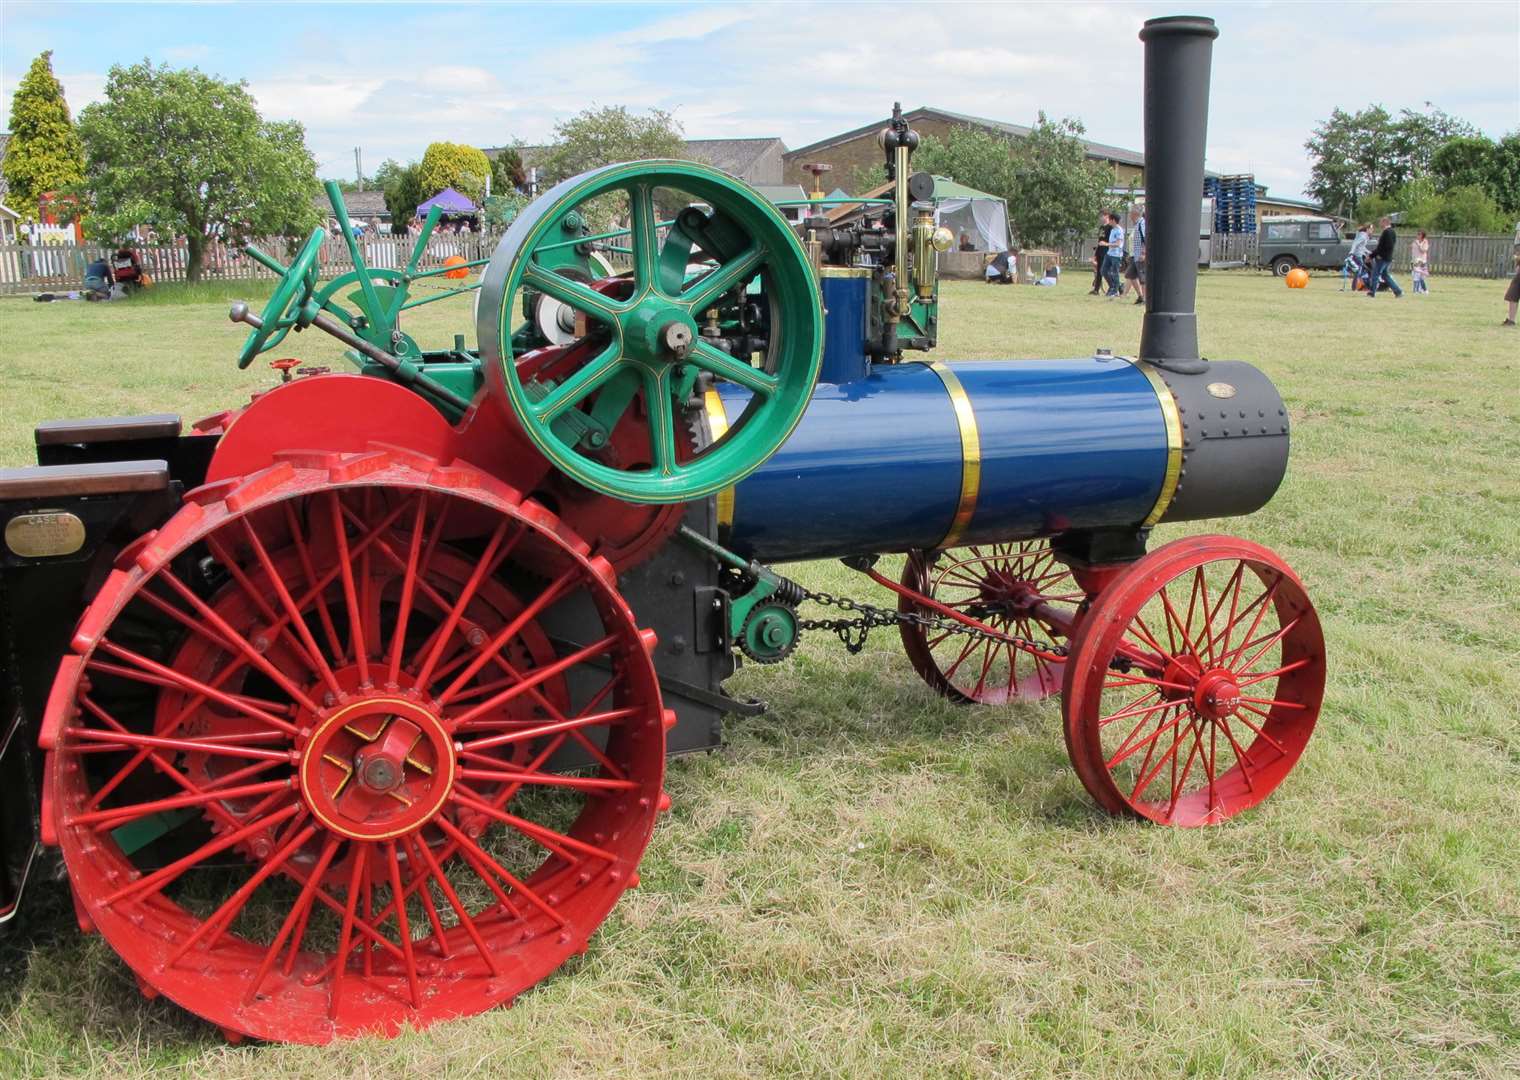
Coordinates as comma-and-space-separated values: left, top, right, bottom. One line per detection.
1139, 15, 1219, 41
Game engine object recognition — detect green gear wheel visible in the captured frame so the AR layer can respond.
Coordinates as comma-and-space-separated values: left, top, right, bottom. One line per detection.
738, 602, 800, 665
476, 159, 823, 505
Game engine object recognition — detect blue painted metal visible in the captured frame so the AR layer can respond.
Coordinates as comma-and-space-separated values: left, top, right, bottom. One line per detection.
721, 357, 1170, 564
816, 274, 871, 384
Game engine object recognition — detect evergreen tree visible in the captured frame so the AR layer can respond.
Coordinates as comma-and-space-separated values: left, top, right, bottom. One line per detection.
3, 50, 85, 222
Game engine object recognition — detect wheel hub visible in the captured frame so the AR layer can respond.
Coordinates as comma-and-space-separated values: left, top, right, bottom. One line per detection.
1192, 669, 1243, 720
623, 299, 697, 363
299, 695, 456, 840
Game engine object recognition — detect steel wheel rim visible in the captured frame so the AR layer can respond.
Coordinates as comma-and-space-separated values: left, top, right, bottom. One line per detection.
1062, 535, 1324, 826
898, 542, 1082, 704
43, 449, 667, 1042
477, 160, 823, 504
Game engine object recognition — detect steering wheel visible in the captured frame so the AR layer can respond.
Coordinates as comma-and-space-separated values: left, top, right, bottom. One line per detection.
236, 227, 326, 369
476, 160, 822, 505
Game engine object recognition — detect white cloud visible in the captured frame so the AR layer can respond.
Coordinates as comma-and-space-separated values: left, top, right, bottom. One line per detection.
4, 2, 1516, 200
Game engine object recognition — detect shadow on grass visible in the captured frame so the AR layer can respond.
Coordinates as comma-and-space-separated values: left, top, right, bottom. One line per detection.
0, 874, 228, 1064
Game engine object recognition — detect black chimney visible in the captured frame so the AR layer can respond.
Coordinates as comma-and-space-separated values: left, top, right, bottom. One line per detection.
1138, 15, 1217, 374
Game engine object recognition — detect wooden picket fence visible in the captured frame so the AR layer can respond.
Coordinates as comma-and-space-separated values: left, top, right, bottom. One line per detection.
0, 232, 505, 296
2, 227, 1513, 296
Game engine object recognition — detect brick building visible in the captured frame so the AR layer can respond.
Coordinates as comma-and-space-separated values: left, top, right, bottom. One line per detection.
781, 106, 1146, 190
486, 137, 787, 191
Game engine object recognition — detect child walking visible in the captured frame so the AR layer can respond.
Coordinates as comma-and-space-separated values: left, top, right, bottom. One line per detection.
1411, 231, 1431, 294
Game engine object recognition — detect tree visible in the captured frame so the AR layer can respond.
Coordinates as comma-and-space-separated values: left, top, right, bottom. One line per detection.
1305, 106, 1396, 218
1485, 132, 1520, 216
3, 51, 85, 222
378, 160, 426, 226
1388, 107, 1477, 189
490, 145, 526, 194
914, 125, 1022, 205
77, 61, 320, 282
1428, 184, 1506, 234
539, 106, 686, 184
417, 141, 490, 203
1003, 114, 1111, 248
482, 192, 530, 230
914, 114, 1108, 248
1431, 136, 1497, 193
846, 162, 887, 194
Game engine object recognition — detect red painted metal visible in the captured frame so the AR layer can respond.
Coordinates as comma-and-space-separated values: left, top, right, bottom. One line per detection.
1060, 535, 1324, 826
890, 543, 1084, 703
203, 372, 681, 572
40, 448, 668, 1042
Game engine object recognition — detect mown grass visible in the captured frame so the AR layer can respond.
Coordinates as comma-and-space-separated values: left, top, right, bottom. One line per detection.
0, 271, 1516, 1078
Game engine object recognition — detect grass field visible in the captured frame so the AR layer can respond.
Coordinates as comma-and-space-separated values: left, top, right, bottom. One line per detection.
1, 271, 1517, 1078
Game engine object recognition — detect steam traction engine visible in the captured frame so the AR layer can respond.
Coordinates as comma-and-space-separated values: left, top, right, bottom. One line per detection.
0, 18, 1324, 1042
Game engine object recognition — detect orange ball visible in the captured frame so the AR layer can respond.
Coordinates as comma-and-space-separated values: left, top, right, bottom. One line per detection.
442, 255, 469, 280
1285, 267, 1309, 289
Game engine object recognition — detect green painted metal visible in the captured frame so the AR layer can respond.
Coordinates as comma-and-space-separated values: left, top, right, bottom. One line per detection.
477, 160, 823, 505
236, 227, 325, 368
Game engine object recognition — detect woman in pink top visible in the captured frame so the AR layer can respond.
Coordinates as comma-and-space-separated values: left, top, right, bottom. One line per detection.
1411, 231, 1431, 294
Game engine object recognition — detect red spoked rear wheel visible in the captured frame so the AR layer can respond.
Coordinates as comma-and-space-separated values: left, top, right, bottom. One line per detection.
1062, 535, 1324, 826
41, 448, 668, 1043
898, 542, 1084, 703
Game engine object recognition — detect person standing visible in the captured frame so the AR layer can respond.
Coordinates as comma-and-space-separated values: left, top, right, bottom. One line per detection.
1410, 230, 1430, 294
1503, 252, 1520, 327
1345, 223, 1372, 291
1089, 217, 1110, 295
1124, 206, 1147, 305
1103, 212, 1125, 298
1366, 216, 1402, 298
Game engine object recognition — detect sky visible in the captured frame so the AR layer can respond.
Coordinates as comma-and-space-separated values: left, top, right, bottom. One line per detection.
3, 1, 1518, 202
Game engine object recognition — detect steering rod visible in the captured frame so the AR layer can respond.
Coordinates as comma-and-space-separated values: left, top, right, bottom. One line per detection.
229, 301, 472, 412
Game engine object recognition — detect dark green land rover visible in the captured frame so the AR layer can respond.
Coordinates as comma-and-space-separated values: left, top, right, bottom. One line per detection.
1258, 215, 1353, 276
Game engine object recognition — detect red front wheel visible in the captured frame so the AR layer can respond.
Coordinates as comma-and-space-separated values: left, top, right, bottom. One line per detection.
1061, 535, 1325, 826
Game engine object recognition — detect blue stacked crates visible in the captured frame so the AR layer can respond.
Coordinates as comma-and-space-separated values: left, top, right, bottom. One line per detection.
1203, 175, 1257, 235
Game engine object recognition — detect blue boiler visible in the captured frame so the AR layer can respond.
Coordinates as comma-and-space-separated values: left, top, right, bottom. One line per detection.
713, 355, 1180, 565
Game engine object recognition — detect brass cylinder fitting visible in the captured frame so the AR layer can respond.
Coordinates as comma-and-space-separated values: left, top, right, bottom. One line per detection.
912, 207, 935, 300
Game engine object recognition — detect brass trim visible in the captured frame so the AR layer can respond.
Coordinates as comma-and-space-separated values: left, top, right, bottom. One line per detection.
922, 361, 981, 548
702, 389, 736, 530
818, 266, 874, 279
1125, 358, 1184, 526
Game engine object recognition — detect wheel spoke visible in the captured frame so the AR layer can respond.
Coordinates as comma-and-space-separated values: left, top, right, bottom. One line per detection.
277, 502, 347, 661
688, 339, 780, 395
69, 778, 291, 829
327, 493, 369, 684
102, 801, 302, 907
628, 184, 660, 291
387, 494, 430, 686
149, 566, 316, 721
436, 568, 579, 706
167, 822, 318, 968
531, 344, 624, 422
681, 244, 765, 311
447, 637, 621, 731
384, 841, 421, 1008
90, 642, 294, 734
523, 261, 624, 320
434, 814, 568, 929
413, 516, 520, 686
239, 517, 344, 699
408, 832, 502, 977
641, 366, 680, 476
245, 835, 342, 1004
329, 839, 369, 1018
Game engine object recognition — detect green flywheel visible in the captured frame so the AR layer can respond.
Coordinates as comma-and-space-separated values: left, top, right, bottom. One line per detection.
477, 160, 823, 505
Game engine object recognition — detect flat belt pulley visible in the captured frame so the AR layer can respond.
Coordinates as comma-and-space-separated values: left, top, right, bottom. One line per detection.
477, 160, 823, 504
